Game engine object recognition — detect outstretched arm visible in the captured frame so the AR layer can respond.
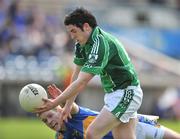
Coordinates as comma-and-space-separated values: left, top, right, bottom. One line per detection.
47, 84, 79, 114
36, 71, 94, 113
53, 71, 93, 106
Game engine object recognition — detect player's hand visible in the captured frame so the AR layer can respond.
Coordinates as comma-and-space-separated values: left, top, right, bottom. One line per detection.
47, 84, 62, 99
58, 105, 72, 125
35, 98, 56, 113
63, 106, 72, 122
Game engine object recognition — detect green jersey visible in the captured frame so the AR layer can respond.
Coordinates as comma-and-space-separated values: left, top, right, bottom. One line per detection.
73, 26, 139, 93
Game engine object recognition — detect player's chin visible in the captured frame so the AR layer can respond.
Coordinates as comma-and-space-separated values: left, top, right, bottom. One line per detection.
54, 124, 61, 131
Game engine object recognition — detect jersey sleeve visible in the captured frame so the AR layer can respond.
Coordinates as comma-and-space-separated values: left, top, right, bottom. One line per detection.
73, 44, 86, 66
81, 35, 109, 75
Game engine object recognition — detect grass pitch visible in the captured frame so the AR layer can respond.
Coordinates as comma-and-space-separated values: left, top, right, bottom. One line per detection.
0, 118, 179, 139
0, 118, 54, 139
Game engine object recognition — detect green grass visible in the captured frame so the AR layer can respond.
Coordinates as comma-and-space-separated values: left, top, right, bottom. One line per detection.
159, 120, 180, 133
0, 118, 54, 139
0, 118, 179, 139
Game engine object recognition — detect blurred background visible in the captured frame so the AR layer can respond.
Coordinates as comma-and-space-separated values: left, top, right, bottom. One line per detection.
0, 0, 180, 138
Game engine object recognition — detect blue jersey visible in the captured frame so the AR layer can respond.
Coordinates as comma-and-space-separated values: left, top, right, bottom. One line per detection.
55, 107, 161, 139
55, 106, 113, 139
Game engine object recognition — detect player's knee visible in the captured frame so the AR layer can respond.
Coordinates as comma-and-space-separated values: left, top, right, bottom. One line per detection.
122, 134, 135, 139
86, 126, 98, 139
113, 129, 136, 139
124, 131, 136, 139
86, 128, 95, 139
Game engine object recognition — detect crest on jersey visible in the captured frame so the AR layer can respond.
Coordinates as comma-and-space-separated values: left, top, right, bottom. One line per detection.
88, 54, 98, 64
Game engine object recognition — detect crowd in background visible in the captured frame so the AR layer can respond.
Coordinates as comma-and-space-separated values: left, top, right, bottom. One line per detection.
0, 0, 75, 60
0, 0, 179, 65
0, 0, 74, 82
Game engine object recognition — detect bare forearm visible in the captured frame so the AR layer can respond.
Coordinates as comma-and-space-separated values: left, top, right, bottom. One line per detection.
66, 95, 79, 114
53, 79, 86, 106
71, 65, 81, 82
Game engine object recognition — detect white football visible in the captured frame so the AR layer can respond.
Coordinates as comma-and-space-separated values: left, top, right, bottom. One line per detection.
19, 83, 48, 112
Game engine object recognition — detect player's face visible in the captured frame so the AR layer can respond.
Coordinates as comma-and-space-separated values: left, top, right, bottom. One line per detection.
65, 24, 92, 45
38, 110, 62, 131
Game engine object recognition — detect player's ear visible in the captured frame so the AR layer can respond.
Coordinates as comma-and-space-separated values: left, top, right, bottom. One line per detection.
83, 23, 91, 31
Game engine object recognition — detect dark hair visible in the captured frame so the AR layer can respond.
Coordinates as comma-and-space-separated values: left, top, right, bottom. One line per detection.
64, 7, 97, 30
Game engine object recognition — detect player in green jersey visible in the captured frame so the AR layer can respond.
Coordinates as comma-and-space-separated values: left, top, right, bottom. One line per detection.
36, 7, 143, 139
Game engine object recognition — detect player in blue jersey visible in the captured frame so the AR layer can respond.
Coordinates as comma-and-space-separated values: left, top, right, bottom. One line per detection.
39, 106, 112, 139
39, 107, 180, 139
37, 84, 180, 139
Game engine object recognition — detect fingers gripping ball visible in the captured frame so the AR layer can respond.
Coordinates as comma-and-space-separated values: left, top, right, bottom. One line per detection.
19, 83, 48, 112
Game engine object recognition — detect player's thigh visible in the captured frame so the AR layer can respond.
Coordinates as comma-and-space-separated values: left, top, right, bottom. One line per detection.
87, 107, 120, 136
112, 118, 136, 139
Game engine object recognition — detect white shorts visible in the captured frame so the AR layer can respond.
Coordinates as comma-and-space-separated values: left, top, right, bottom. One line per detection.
104, 85, 143, 123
